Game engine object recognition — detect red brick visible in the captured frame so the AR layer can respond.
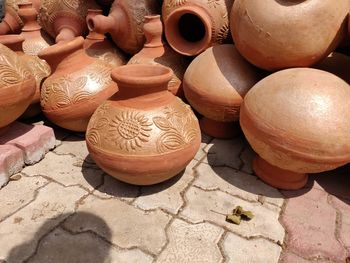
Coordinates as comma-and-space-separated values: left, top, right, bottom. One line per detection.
0, 145, 24, 188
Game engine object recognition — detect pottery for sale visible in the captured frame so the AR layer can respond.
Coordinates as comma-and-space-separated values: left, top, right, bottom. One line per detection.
86, 64, 201, 185
184, 44, 261, 139
38, 36, 118, 131
240, 68, 350, 190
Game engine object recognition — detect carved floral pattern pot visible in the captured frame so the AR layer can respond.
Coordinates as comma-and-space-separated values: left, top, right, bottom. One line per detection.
86, 64, 201, 185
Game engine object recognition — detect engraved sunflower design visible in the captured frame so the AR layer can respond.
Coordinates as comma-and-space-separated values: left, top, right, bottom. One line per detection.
108, 111, 153, 151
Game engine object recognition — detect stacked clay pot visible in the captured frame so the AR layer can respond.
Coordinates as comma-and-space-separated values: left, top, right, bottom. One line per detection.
38, 36, 118, 132
86, 64, 201, 185
240, 68, 350, 190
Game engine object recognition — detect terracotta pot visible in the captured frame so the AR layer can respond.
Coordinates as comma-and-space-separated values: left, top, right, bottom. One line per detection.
128, 15, 189, 98
84, 9, 127, 68
184, 44, 262, 139
38, 36, 118, 132
0, 43, 36, 133
86, 64, 201, 185
162, 0, 234, 56
87, 0, 161, 55
315, 52, 350, 84
0, 4, 23, 35
231, 0, 350, 71
240, 68, 350, 190
7, 0, 41, 12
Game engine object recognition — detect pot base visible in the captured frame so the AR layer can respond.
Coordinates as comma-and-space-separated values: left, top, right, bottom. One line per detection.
200, 118, 240, 139
253, 156, 308, 190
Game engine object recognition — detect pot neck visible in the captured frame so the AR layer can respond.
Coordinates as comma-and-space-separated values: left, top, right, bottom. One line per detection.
18, 3, 41, 32
143, 15, 165, 48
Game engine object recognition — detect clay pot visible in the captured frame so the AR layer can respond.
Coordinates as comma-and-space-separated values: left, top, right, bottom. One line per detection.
162, 0, 234, 56
184, 44, 262, 139
128, 15, 189, 97
240, 68, 350, 190
230, 0, 350, 71
86, 64, 201, 185
0, 3, 23, 35
0, 43, 36, 133
87, 0, 161, 55
38, 36, 118, 132
315, 52, 350, 84
84, 9, 127, 68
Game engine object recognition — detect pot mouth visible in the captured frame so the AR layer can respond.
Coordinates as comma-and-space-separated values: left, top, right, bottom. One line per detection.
164, 5, 212, 56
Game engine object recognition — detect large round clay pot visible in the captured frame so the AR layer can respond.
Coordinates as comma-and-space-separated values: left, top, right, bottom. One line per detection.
84, 9, 127, 68
86, 64, 201, 185
315, 52, 350, 84
0, 43, 36, 133
128, 15, 189, 98
87, 0, 161, 55
230, 0, 350, 71
240, 68, 350, 190
184, 44, 262, 139
38, 36, 118, 132
162, 0, 234, 56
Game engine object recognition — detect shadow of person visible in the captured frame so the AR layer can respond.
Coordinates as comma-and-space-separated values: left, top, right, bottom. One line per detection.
6, 212, 113, 263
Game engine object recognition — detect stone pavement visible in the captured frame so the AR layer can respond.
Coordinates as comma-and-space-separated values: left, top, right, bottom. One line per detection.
0, 121, 349, 263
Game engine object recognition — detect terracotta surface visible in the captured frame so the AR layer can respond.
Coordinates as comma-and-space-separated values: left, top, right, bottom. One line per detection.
183, 44, 261, 139
84, 9, 127, 68
230, 0, 350, 71
86, 64, 201, 185
240, 68, 350, 189
315, 52, 350, 84
38, 36, 118, 132
162, 0, 234, 56
87, 0, 161, 54
128, 15, 189, 97
0, 4, 23, 35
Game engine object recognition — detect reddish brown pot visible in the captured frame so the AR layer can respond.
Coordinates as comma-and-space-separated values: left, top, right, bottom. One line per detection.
38, 37, 118, 132
87, 0, 161, 54
162, 0, 234, 56
84, 9, 127, 68
240, 68, 350, 190
86, 64, 201, 185
184, 44, 261, 139
230, 0, 350, 71
0, 4, 23, 35
315, 52, 350, 84
128, 15, 189, 98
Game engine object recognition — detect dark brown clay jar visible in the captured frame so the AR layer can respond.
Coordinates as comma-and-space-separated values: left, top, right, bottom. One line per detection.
87, 0, 161, 55
128, 15, 189, 98
240, 68, 350, 190
86, 64, 201, 185
84, 9, 127, 68
38, 36, 118, 132
162, 0, 234, 56
230, 0, 350, 71
184, 44, 262, 139
315, 52, 350, 84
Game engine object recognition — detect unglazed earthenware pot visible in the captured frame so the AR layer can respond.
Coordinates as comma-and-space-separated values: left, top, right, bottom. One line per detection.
128, 15, 189, 97
240, 68, 350, 190
86, 64, 201, 185
38, 37, 118, 132
184, 44, 262, 139
230, 0, 350, 71
315, 52, 350, 84
0, 3, 23, 34
162, 0, 234, 56
87, 0, 161, 54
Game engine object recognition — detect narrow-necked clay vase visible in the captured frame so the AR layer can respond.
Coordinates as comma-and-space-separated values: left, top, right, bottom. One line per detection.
240, 68, 350, 190
162, 0, 234, 56
86, 64, 201, 185
0, 43, 36, 134
87, 0, 161, 55
230, 0, 350, 71
0, 34, 50, 118
315, 52, 350, 84
0, 3, 23, 34
38, 37, 118, 132
84, 9, 127, 68
184, 44, 262, 139
128, 15, 189, 98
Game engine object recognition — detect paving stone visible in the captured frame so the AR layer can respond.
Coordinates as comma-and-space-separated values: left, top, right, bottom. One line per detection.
54, 135, 94, 163
0, 145, 24, 188
156, 219, 223, 263
64, 195, 171, 255
22, 152, 104, 192
28, 227, 153, 263
193, 163, 284, 207
239, 143, 256, 175
279, 252, 314, 263
0, 176, 48, 221
180, 187, 285, 243
0, 122, 55, 165
329, 196, 350, 249
223, 233, 281, 263
0, 183, 86, 262
194, 132, 212, 161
